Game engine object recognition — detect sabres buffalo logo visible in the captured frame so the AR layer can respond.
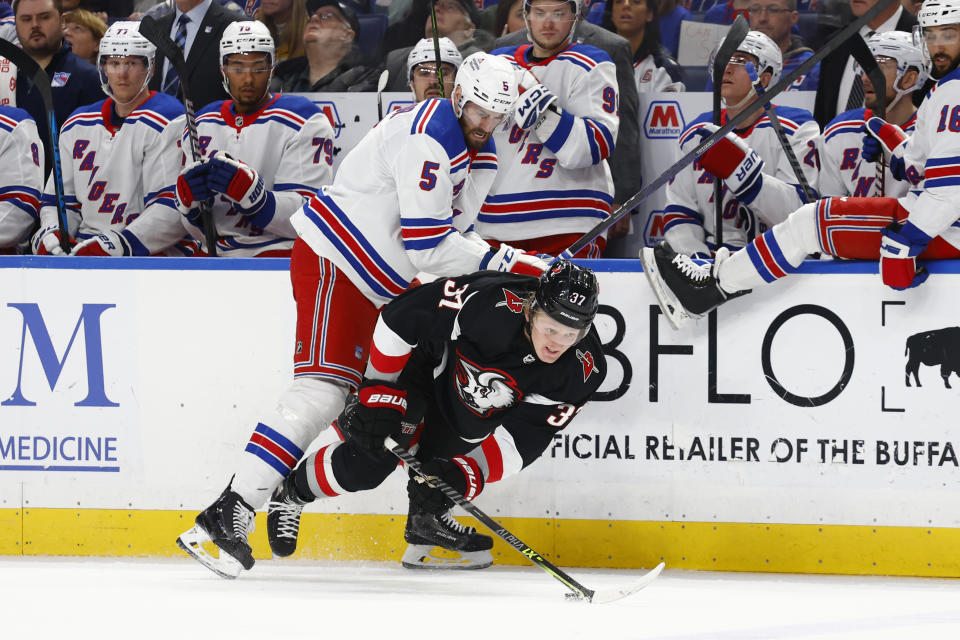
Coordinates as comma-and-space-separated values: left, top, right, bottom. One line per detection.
454, 352, 522, 417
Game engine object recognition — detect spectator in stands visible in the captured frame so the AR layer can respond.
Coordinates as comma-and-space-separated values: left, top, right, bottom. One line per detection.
272, 0, 378, 91
656, 0, 691, 58
13, 0, 104, 178
256, 0, 307, 62
749, 0, 819, 90
405, 36, 460, 101
494, 0, 525, 35
61, 8, 106, 65
383, 0, 493, 91
603, 0, 684, 92
704, 0, 749, 24
900, 0, 922, 14
813, 0, 915, 128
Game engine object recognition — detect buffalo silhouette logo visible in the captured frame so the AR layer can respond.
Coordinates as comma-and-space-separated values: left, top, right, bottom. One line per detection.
905, 327, 960, 388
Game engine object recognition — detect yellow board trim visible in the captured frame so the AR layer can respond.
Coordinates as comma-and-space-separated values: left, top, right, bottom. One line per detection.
3, 508, 958, 577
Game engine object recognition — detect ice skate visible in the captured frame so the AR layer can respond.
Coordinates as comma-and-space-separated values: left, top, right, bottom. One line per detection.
267, 472, 309, 558
640, 241, 732, 330
402, 504, 494, 570
177, 483, 256, 579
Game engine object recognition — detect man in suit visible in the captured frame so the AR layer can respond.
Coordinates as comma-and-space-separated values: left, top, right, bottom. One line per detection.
813, 0, 916, 129
495, 14, 642, 249
148, 0, 239, 110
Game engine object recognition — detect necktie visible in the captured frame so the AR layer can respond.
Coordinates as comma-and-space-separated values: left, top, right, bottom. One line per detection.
846, 31, 875, 111
162, 14, 190, 96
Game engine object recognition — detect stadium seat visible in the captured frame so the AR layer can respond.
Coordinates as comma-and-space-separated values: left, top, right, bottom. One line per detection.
797, 12, 818, 43
683, 66, 710, 92
356, 13, 388, 62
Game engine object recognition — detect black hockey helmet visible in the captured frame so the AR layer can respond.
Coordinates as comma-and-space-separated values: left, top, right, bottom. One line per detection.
533, 260, 599, 331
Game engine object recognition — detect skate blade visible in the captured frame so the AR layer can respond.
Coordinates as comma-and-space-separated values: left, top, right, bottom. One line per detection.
401, 544, 493, 570
176, 525, 244, 580
640, 247, 692, 331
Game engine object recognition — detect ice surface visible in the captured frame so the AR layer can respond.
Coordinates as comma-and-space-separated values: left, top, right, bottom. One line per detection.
3, 557, 960, 639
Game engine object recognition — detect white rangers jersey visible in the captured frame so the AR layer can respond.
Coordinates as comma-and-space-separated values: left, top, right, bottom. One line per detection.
0, 106, 42, 250
291, 97, 502, 308
894, 67, 960, 250
634, 55, 684, 93
819, 107, 917, 198
37, 91, 188, 255
183, 94, 334, 256
663, 105, 821, 254
476, 44, 619, 243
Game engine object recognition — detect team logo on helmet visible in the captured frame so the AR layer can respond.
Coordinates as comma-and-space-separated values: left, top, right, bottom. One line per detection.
454, 353, 522, 417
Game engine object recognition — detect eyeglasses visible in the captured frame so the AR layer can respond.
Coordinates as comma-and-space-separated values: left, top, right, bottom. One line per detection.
434, 0, 466, 14
527, 6, 576, 21
103, 59, 146, 71
412, 65, 455, 78
728, 53, 756, 66
223, 64, 272, 75
312, 10, 350, 27
747, 5, 792, 15
462, 102, 508, 126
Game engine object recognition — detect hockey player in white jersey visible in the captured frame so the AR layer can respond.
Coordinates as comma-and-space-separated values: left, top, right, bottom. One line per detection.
176, 52, 547, 579
819, 32, 926, 198
660, 31, 820, 258
171, 21, 334, 257
642, 0, 960, 330
0, 105, 43, 253
31, 22, 192, 257
479, 0, 619, 259
407, 37, 462, 102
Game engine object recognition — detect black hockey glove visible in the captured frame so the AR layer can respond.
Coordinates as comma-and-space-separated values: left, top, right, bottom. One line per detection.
342, 379, 408, 452
407, 457, 485, 515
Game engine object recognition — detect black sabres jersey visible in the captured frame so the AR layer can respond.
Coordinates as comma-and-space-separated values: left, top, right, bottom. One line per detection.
378, 271, 605, 465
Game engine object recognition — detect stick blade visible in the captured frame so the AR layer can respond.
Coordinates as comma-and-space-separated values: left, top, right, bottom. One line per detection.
588, 562, 665, 604
712, 15, 750, 80
377, 69, 389, 93
139, 15, 186, 68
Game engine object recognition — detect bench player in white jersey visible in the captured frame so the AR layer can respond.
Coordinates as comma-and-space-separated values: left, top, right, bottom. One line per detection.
31, 22, 191, 257
407, 37, 462, 103
176, 52, 547, 579
642, 0, 960, 329
479, 0, 619, 259
819, 32, 926, 198
0, 106, 43, 253
661, 31, 820, 258
171, 21, 334, 258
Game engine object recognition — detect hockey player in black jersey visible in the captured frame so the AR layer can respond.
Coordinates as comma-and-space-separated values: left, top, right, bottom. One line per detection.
266, 260, 605, 571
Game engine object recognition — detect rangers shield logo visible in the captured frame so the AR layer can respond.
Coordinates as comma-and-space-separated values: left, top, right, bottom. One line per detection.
454, 352, 522, 417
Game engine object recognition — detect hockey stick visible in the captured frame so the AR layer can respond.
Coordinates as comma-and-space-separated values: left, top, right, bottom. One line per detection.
749, 68, 816, 203
138, 15, 219, 257
558, 0, 897, 260
428, 0, 446, 98
385, 436, 665, 603
712, 15, 749, 248
0, 39, 71, 254
377, 69, 389, 120
848, 34, 887, 196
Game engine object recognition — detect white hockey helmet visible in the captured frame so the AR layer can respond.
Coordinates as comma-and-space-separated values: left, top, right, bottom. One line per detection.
453, 52, 520, 116
219, 21, 276, 96
854, 31, 928, 109
407, 37, 463, 79
737, 30, 782, 85
97, 21, 156, 102
523, 0, 581, 46
918, 0, 960, 27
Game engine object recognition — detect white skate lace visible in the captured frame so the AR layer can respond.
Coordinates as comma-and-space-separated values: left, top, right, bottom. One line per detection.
232, 502, 255, 539
440, 510, 475, 535
268, 499, 303, 539
671, 254, 712, 282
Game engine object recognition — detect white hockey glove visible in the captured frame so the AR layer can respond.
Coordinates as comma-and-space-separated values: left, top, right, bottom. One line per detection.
175, 158, 212, 218
73, 230, 135, 256
206, 151, 270, 216
516, 67, 540, 93
479, 243, 550, 276
32, 226, 70, 255
691, 124, 765, 204
514, 83, 559, 132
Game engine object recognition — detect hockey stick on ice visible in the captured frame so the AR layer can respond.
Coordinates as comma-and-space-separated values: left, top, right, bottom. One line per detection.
377, 69, 389, 121
139, 15, 219, 257
712, 15, 749, 248
558, 0, 897, 260
848, 33, 887, 196
385, 437, 665, 603
0, 39, 71, 254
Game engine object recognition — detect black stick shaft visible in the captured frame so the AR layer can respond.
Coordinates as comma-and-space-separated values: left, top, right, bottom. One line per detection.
428, 1, 446, 98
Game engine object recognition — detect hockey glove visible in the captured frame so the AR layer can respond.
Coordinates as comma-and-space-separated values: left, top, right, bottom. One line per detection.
862, 117, 917, 182
343, 379, 408, 452
73, 230, 135, 256
514, 83, 559, 131
515, 67, 540, 93
175, 159, 212, 216
692, 125, 765, 204
407, 456, 485, 515
206, 151, 269, 216
479, 243, 550, 275
879, 220, 931, 290
32, 227, 72, 256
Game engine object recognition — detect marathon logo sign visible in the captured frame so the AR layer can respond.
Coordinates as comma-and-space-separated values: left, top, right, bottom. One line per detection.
644, 101, 685, 139
313, 100, 344, 139
642, 209, 669, 246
